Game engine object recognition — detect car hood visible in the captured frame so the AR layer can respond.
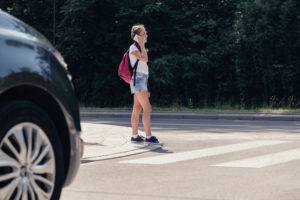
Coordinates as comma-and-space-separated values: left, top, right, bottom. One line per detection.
0, 9, 55, 52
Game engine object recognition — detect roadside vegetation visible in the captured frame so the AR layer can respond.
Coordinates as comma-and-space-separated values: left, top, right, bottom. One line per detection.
2, 0, 299, 109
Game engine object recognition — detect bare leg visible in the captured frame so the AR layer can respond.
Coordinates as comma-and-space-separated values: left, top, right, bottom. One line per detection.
131, 94, 142, 136
135, 91, 152, 136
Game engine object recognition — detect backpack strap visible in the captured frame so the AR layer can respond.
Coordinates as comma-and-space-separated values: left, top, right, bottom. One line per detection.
133, 59, 139, 86
132, 42, 141, 86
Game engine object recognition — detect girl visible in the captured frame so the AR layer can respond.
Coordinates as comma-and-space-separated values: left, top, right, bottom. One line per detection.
129, 24, 159, 144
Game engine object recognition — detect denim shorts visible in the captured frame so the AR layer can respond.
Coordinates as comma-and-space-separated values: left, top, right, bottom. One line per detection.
130, 72, 149, 94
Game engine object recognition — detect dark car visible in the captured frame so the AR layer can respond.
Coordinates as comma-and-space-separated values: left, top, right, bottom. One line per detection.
0, 10, 83, 199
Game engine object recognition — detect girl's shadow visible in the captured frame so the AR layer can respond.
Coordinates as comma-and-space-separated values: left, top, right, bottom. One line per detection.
149, 146, 173, 154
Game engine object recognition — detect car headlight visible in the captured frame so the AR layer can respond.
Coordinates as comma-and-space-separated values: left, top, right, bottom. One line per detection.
53, 50, 73, 81
53, 50, 68, 69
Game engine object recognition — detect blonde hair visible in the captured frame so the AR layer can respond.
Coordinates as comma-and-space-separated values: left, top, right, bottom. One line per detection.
131, 24, 145, 39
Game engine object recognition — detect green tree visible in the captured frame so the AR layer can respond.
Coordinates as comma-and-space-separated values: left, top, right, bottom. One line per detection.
236, 0, 300, 107
1, 0, 299, 108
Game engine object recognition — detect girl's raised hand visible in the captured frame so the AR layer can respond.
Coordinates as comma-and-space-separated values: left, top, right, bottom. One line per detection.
137, 35, 145, 46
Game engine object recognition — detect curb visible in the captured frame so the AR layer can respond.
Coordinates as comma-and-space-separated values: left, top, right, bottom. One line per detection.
80, 111, 300, 121
81, 144, 161, 164
80, 122, 163, 164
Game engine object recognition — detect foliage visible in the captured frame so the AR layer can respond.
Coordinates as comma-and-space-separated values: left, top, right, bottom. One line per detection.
1, 0, 299, 108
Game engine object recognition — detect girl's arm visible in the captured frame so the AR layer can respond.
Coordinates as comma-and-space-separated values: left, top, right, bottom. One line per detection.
130, 36, 148, 63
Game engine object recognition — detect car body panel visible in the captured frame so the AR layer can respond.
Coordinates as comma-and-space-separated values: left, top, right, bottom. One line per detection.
0, 10, 83, 186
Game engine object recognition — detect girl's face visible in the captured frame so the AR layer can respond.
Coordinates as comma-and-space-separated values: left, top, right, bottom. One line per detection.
139, 27, 148, 42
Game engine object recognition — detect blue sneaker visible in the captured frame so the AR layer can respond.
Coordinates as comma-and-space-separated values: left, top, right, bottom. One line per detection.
145, 136, 159, 144
131, 135, 145, 143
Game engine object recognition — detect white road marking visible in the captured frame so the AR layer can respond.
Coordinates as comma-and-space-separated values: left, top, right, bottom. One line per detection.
212, 148, 300, 168
120, 140, 288, 165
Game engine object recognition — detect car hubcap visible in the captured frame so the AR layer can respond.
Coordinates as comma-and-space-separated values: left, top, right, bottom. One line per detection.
0, 123, 55, 200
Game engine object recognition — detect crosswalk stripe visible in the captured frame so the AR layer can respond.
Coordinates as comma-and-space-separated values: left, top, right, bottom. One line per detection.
119, 140, 288, 165
212, 148, 300, 168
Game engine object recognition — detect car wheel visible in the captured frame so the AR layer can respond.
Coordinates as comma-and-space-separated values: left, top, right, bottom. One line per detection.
0, 101, 64, 200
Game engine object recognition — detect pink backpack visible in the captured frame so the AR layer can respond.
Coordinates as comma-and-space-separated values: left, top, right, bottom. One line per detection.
118, 43, 140, 85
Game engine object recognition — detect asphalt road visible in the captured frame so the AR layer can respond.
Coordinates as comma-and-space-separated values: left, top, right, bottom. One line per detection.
61, 117, 300, 200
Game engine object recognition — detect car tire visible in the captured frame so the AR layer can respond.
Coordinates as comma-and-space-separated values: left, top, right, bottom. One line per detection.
0, 100, 64, 200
